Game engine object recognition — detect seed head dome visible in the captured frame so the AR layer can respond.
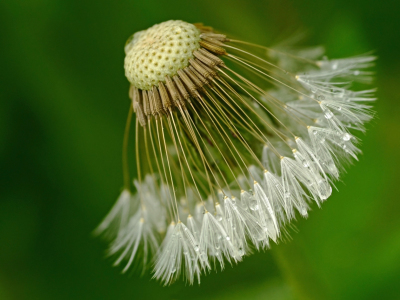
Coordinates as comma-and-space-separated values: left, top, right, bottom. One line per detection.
124, 20, 201, 90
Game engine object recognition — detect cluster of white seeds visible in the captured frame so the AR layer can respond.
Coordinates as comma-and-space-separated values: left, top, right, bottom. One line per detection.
97, 20, 376, 285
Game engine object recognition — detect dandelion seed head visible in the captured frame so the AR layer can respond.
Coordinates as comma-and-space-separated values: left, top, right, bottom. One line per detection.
97, 19, 376, 285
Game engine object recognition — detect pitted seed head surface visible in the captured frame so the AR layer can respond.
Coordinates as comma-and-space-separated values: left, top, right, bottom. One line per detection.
124, 20, 201, 90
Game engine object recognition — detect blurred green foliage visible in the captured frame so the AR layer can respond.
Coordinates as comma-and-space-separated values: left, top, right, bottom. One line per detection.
1, 0, 400, 299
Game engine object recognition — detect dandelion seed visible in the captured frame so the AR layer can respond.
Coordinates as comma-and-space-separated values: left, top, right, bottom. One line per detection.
95, 189, 133, 240
153, 221, 201, 285
95, 20, 376, 284
200, 211, 240, 269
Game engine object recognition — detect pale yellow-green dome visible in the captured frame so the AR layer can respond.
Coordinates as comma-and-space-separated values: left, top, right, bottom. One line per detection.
124, 20, 201, 90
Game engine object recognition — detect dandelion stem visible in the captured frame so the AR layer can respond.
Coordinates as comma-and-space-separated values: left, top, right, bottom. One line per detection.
271, 242, 331, 300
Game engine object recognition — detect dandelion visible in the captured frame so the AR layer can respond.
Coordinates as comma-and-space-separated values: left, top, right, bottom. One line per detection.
95, 20, 375, 284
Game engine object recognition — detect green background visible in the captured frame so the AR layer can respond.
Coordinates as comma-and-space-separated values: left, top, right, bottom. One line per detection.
1, 0, 399, 299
